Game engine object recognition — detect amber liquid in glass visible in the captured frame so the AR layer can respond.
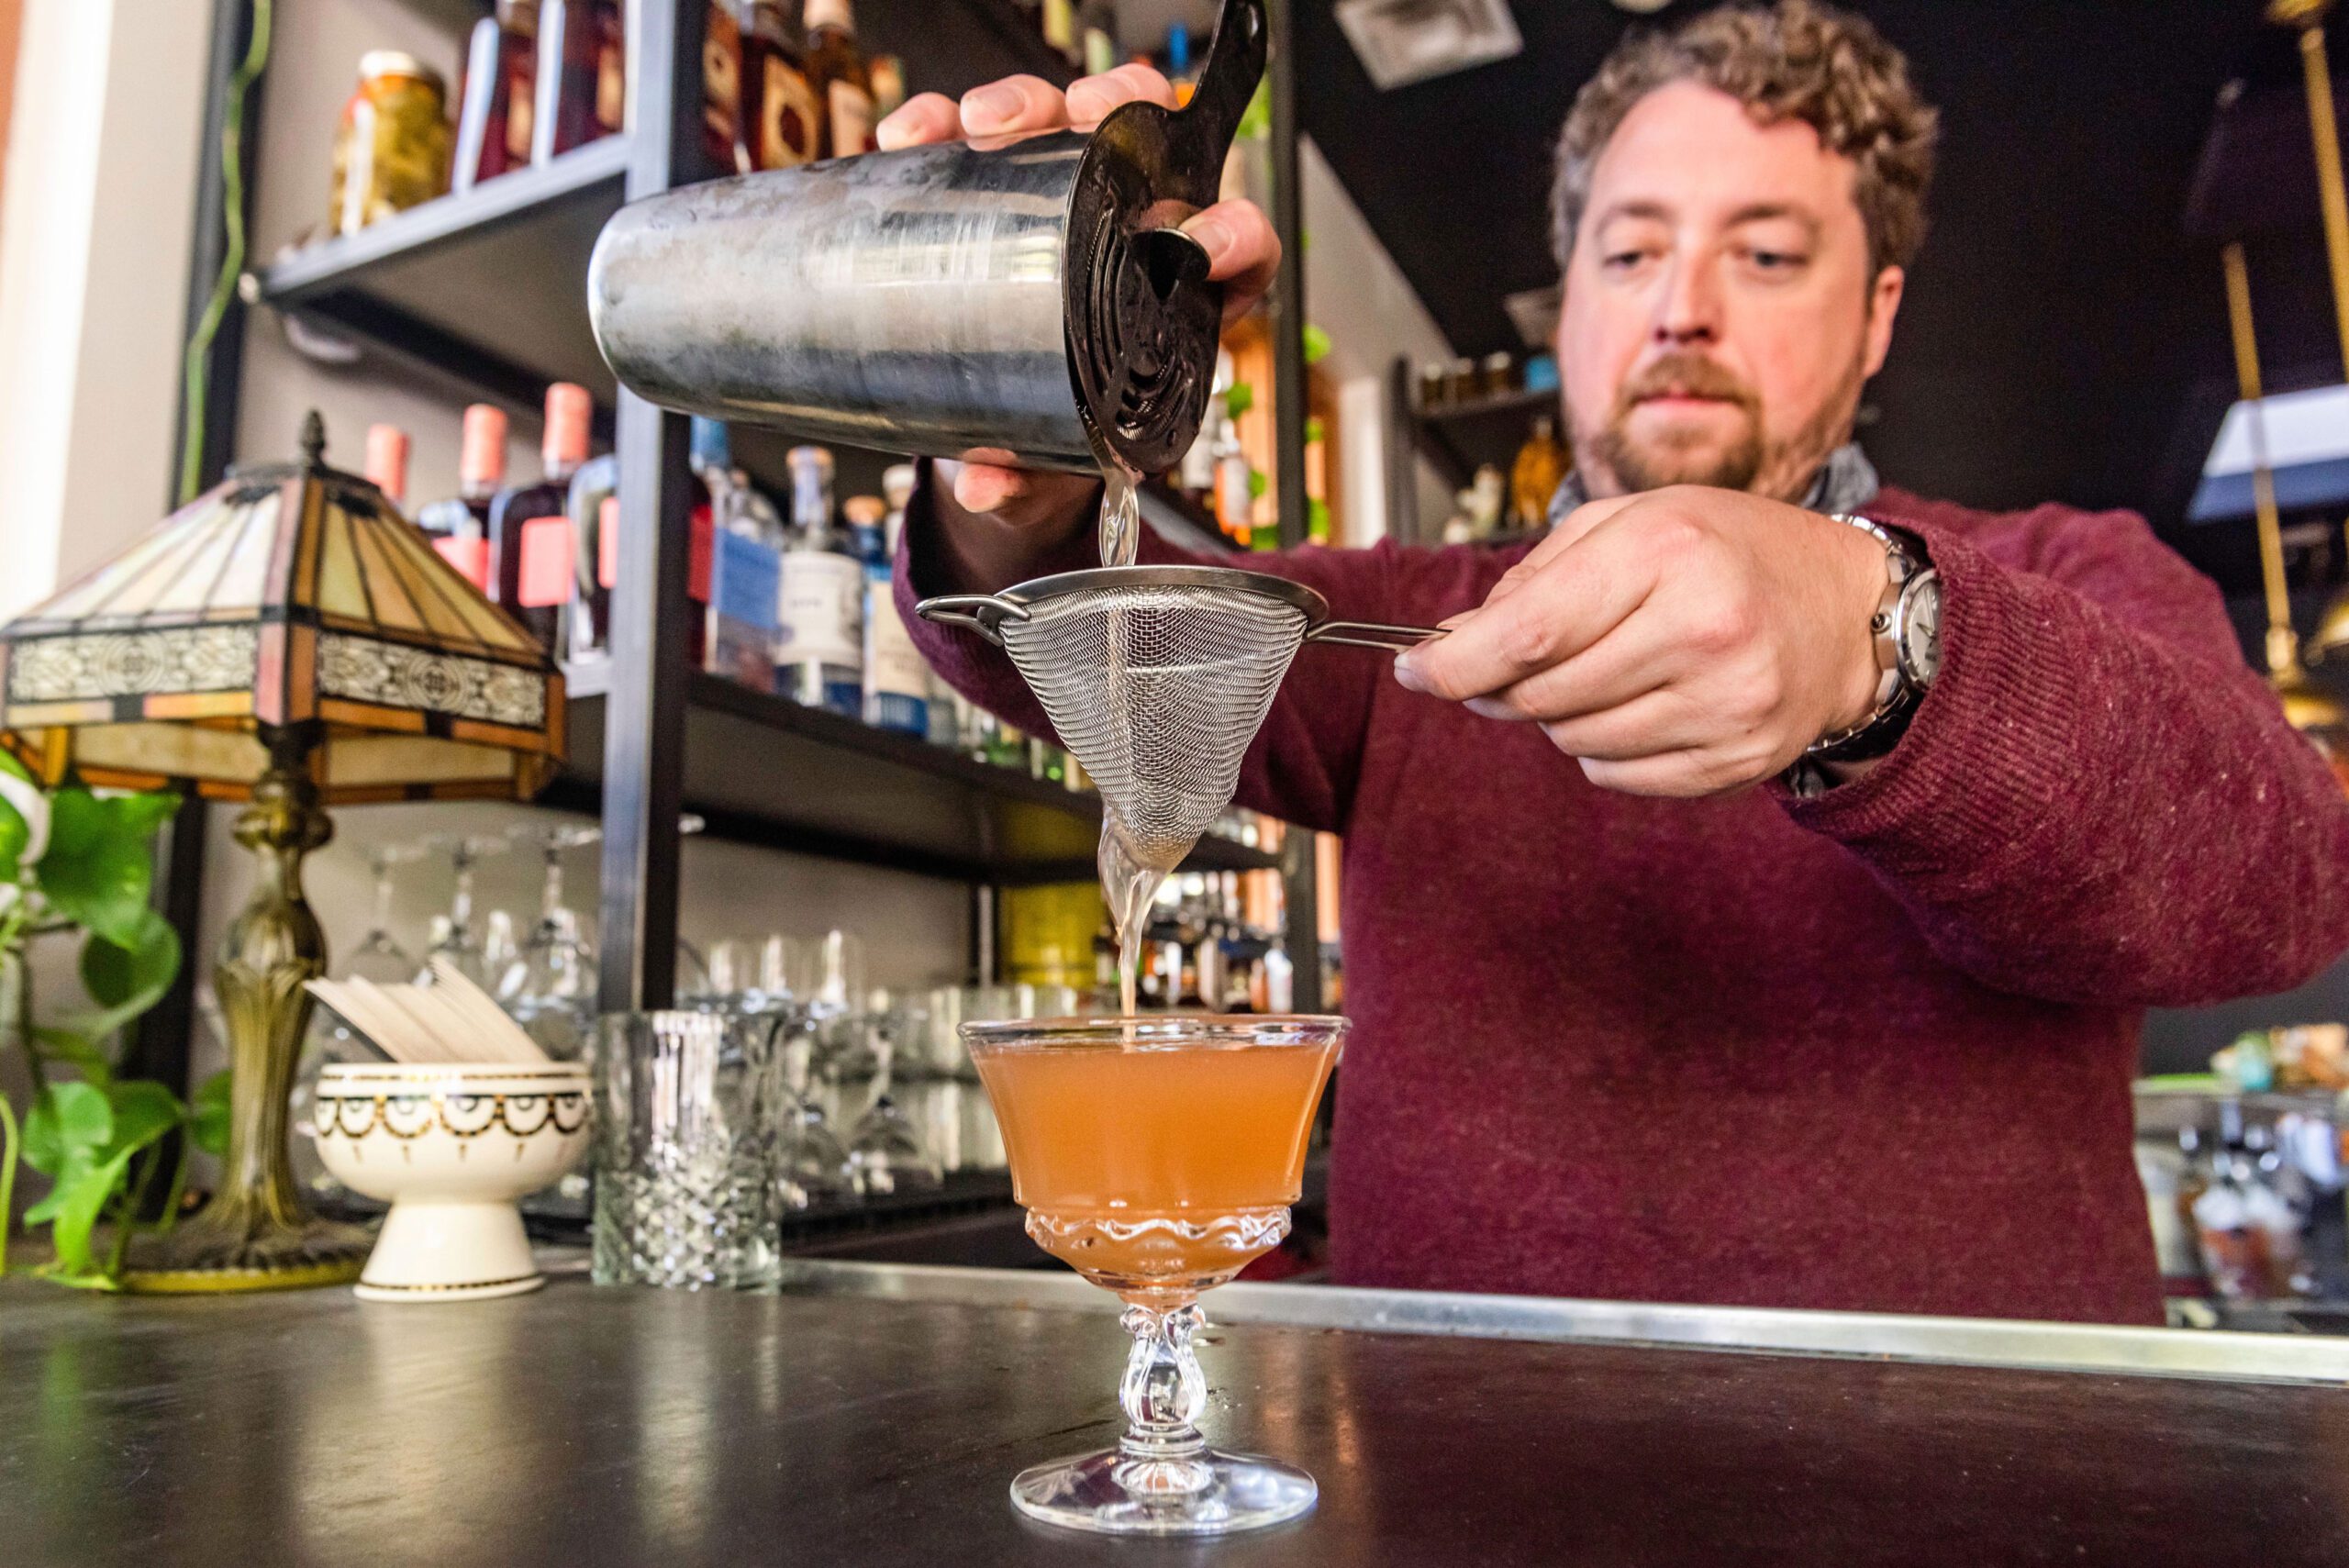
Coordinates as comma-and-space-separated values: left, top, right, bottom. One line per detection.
974, 1040, 1338, 1297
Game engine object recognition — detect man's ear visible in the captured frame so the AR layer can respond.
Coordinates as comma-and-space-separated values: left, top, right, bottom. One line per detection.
1862, 265, 1905, 378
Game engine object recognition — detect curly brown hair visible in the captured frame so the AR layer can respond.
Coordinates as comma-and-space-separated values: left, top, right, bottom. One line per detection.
1551, 0, 1940, 279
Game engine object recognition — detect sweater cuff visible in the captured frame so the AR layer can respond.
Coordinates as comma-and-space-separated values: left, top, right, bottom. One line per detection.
1779, 517, 2083, 874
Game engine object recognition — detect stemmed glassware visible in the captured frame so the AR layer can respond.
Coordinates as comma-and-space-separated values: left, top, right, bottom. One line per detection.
961, 1014, 1346, 1536
847, 1018, 942, 1198
501, 820, 602, 1057
295, 842, 427, 1200
417, 831, 512, 988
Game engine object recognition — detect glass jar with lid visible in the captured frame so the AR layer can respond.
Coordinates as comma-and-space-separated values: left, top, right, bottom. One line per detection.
328, 51, 453, 238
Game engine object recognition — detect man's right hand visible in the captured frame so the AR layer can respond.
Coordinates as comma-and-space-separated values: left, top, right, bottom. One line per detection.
876, 64, 1281, 551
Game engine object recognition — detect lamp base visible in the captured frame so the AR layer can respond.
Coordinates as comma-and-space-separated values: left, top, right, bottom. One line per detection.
117, 1206, 372, 1295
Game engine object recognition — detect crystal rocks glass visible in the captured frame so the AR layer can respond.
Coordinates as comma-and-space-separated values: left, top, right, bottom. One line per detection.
592, 1011, 784, 1289
961, 1015, 1346, 1536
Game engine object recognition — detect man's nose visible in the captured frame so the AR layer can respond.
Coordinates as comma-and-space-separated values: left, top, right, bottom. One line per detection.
1653, 257, 1722, 344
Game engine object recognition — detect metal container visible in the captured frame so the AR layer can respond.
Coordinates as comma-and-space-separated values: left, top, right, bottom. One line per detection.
588, 0, 1267, 476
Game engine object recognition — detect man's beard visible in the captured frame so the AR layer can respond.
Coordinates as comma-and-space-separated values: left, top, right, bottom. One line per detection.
1571, 351, 1863, 502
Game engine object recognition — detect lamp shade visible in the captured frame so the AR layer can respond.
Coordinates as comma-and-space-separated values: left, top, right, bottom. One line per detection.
0, 413, 563, 802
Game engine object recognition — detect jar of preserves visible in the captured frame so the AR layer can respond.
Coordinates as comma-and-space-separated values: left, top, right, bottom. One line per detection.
329, 51, 453, 238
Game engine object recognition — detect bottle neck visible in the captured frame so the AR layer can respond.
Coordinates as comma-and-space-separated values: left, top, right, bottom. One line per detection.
541, 455, 583, 486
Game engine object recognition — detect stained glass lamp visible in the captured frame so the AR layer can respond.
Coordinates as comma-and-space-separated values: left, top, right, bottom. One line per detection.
0, 413, 565, 1291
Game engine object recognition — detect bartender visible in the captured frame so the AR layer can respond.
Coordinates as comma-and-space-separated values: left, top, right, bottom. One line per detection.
883, 0, 2349, 1324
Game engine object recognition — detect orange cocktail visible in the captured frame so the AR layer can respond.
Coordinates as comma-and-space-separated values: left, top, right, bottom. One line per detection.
960, 1015, 1348, 1537
971, 1027, 1338, 1297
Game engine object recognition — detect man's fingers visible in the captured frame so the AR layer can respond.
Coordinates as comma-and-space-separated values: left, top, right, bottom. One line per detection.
960, 74, 1070, 139
1457, 613, 1686, 725
1534, 688, 1716, 761
1064, 63, 1180, 127
1576, 750, 1752, 800
951, 462, 1038, 516
1481, 492, 1633, 607
1397, 527, 1654, 702
875, 92, 961, 150
1180, 200, 1281, 323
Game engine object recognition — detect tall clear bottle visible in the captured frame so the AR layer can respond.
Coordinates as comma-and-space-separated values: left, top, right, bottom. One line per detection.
563, 450, 619, 662
417, 404, 508, 592
488, 382, 594, 654
862, 477, 927, 736
777, 445, 863, 717
803, 0, 874, 160
454, 0, 538, 193
740, 0, 820, 172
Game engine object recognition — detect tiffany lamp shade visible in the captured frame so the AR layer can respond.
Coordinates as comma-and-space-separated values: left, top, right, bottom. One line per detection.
0, 413, 565, 1291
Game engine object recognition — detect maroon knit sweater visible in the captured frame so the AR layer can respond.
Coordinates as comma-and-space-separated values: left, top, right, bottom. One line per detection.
901, 482, 2349, 1324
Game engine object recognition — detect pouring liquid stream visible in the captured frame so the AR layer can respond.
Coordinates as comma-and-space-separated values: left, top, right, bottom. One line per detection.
1096, 461, 1156, 1020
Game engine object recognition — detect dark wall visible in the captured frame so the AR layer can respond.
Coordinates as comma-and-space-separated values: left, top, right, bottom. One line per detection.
1298, 2, 2337, 572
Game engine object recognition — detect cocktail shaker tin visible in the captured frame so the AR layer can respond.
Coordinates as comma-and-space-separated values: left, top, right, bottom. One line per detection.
587, 0, 1266, 476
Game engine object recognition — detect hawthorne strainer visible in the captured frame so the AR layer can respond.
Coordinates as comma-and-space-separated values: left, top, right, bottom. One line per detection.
918, 565, 1442, 870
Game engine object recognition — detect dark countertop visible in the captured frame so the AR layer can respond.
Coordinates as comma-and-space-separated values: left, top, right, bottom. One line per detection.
5, 1262, 2347, 1567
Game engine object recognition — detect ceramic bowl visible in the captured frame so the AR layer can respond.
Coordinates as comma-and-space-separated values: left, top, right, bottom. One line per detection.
314, 1063, 592, 1302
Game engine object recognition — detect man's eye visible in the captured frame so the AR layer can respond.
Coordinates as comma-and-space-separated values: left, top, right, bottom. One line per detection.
1602, 250, 1651, 272
1744, 250, 1805, 272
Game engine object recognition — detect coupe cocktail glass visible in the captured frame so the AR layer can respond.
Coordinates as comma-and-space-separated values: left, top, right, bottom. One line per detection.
961, 1014, 1345, 1536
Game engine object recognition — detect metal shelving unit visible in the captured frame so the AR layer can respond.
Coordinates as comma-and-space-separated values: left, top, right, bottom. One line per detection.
183, 0, 1318, 1016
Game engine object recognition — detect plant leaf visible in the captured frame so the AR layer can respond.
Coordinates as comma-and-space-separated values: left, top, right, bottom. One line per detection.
37, 791, 154, 947
1224, 381, 1254, 421
28, 1028, 113, 1092
1303, 324, 1333, 366
74, 909, 182, 1038
189, 1071, 232, 1157
106, 790, 181, 843
21, 1081, 111, 1176
36, 1143, 139, 1277
105, 1080, 184, 1157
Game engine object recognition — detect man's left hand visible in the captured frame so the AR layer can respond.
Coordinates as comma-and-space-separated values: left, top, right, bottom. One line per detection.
1393, 487, 1888, 797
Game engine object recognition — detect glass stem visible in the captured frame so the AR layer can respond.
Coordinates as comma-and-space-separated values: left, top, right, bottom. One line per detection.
370, 857, 395, 938
541, 848, 564, 925
1118, 1301, 1208, 1460
451, 849, 474, 940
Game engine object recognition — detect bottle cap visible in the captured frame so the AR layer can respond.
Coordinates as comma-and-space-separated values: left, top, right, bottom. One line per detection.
805, 0, 856, 34
460, 404, 509, 489
359, 51, 441, 92
786, 444, 835, 477
543, 383, 593, 467
842, 495, 886, 525
363, 424, 410, 502
882, 463, 917, 509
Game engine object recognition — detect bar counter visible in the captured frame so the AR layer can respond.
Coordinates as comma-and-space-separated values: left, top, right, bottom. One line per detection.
7, 1258, 2348, 1566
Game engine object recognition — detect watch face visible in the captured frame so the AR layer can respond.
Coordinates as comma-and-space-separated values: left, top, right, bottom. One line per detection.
1900, 573, 1943, 685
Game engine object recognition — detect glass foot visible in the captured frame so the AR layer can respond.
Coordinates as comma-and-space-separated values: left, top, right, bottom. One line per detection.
1009, 1447, 1317, 1536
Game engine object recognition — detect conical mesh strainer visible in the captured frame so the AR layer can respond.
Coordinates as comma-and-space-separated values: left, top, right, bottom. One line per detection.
918, 565, 1441, 870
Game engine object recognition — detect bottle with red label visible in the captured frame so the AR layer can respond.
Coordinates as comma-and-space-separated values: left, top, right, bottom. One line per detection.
489, 383, 594, 653
363, 424, 411, 517
453, 0, 539, 193
802, 0, 874, 160
417, 405, 508, 591
563, 450, 619, 662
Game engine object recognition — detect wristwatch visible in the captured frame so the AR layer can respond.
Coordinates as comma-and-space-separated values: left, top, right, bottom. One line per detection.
1798, 514, 1941, 772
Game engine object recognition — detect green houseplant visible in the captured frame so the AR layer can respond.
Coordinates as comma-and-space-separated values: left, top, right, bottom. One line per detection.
0, 751, 227, 1287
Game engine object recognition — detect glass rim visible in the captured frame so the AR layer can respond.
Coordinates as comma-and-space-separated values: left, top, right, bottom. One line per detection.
958, 1014, 1348, 1051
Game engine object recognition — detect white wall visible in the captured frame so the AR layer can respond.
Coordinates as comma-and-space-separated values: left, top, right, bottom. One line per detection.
0, 0, 208, 621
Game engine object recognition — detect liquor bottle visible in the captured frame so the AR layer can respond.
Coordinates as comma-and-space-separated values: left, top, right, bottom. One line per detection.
777, 446, 864, 716
803, 0, 874, 160
1041, 0, 1078, 67
1211, 406, 1252, 547
741, 0, 820, 172
842, 494, 886, 565
531, 0, 619, 165
417, 404, 507, 591
702, 0, 745, 174
488, 382, 594, 654
453, 0, 538, 193
1166, 23, 1194, 89
1509, 413, 1567, 529
863, 468, 929, 736
1078, 0, 1118, 76
563, 451, 618, 662
868, 54, 905, 119
691, 422, 781, 691
363, 424, 410, 515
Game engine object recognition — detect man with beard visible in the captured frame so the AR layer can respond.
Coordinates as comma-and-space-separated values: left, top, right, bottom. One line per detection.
882, 1, 2349, 1322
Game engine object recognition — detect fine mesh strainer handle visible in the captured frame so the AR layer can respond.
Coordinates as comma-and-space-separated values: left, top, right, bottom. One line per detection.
1308, 621, 1446, 653
913, 594, 1029, 648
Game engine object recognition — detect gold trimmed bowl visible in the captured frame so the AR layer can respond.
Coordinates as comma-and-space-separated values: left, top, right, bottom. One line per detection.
313, 1063, 592, 1302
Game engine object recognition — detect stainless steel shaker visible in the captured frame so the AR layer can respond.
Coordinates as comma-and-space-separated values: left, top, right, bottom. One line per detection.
586, 0, 1267, 476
